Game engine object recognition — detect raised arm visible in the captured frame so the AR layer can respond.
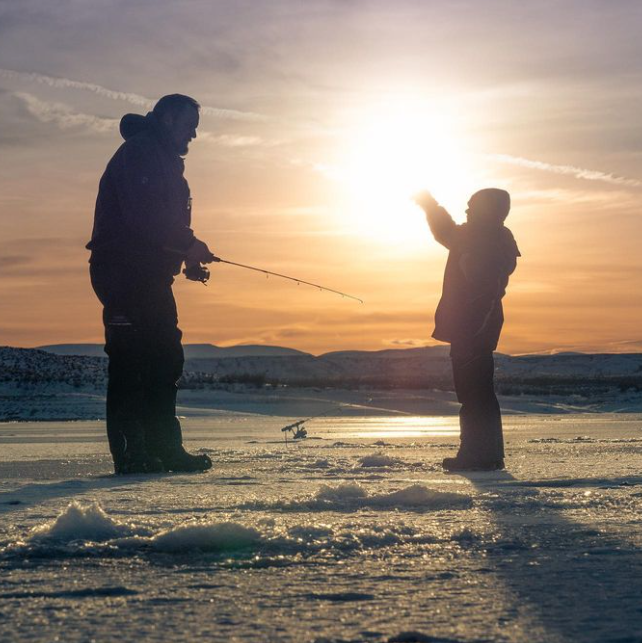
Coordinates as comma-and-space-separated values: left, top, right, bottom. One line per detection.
413, 191, 458, 249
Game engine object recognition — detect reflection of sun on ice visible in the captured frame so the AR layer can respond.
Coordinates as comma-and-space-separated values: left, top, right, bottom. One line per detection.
335, 104, 474, 248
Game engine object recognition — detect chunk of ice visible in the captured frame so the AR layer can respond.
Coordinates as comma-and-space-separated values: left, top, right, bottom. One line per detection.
149, 521, 261, 553
28, 501, 135, 543
358, 452, 401, 468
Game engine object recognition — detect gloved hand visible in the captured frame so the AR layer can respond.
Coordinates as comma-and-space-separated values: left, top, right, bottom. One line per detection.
413, 190, 440, 213
186, 238, 217, 264
184, 239, 219, 284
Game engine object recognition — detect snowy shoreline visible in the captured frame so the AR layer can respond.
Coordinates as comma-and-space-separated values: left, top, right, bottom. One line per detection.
3, 345, 642, 422
2, 384, 642, 424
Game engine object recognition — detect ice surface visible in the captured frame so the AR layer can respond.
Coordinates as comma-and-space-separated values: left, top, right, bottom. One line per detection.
2, 412, 642, 643
256, 481, 472, 511
357, 452, 402, 467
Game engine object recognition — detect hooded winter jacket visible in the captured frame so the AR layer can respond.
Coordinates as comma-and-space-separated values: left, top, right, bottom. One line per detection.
426, 205, 520, 353
87, 112, 195, 276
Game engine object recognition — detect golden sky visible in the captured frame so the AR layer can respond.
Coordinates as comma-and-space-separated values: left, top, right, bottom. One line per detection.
1, 1, 642, 355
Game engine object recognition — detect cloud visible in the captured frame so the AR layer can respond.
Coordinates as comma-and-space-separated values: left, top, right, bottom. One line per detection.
387, 338, 432, 347
605, 339, 642, 352
0, 255, 32, 270
259, 325, 313, 341
13, 93, 269, 145
15, 92, 118, 133
489, 153, 642, 188
0, 68, 266, 122
198, 132, 264, 147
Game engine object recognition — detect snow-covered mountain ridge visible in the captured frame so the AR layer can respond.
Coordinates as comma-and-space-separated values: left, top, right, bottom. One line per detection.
2, 345, 641, 420
38, 343, 310, 359
3, 345, 642, 388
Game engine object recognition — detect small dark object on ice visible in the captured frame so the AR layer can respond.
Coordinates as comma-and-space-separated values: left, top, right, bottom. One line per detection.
442, 454, 505, 472
388, 631, 466, 643
281, 420, 308, 441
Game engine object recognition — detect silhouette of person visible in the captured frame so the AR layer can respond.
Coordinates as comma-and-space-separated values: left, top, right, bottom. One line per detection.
415, 189, 520, 471
87, 94, 215, 474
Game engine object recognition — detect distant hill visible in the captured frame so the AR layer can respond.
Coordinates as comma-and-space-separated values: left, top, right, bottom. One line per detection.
38, 344, 107, 358
2, 345, 642, 419
183, 344, 311, 358
319, 346, 450, 360
0, 346, 106, 387
38, 343, 311, 359
9, 344, 642, 391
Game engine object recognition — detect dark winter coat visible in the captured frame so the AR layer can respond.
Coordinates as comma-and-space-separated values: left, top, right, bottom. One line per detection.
87, 112, 195, 276
427, 206, 520, 353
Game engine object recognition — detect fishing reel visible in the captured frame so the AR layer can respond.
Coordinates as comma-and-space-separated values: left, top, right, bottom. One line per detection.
183, 263, 210, 285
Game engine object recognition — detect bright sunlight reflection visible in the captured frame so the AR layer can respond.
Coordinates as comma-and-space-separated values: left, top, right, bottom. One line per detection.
333, 102, 476, 248
315, 416, 459, 439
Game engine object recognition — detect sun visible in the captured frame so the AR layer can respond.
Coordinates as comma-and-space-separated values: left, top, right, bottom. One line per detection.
333, 103, 475, 249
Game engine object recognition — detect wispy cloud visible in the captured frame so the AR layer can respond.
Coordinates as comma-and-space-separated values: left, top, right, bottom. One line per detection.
387, 338, 433, 348
0, 255, 32, 271
0, 68, 266, 121
606, 339, 642, 352
198, 132, 264, 147
14, 92, 271, 148
489, 153, 642, 188
15, 92, 118, 133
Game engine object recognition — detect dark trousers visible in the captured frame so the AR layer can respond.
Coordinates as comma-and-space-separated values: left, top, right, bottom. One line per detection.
90, 263, 185, 466
450, 345, 504, 462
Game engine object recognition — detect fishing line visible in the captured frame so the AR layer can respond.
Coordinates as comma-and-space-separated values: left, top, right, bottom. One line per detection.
184, 256, 363, 303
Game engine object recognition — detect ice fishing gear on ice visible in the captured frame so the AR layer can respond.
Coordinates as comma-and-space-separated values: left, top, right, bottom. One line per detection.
280, 404, 348, 446
184, 255, 364, 303
281, 420, 308, 443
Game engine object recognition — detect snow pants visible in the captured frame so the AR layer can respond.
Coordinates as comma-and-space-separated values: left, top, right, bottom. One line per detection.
90, 263, 185, 467
450, 345, 504, 462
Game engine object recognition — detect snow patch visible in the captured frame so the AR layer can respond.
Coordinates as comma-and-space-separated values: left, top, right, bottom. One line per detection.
147, 522, 261, 553
309, 458, 331, 468
2, 501, 439, 562
28, 501, 137, 543
315, 481, 368, 503
3, 502, 260, 558
246, 482, 472, 512
1, 500, 446, 565
357, 452, 401, 468
367, 484, 470, 509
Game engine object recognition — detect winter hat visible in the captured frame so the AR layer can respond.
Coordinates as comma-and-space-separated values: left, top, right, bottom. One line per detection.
468, 188, 511, 223
119, 112, 155, 140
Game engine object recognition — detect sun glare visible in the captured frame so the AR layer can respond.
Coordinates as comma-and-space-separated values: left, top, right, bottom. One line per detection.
335, 103, 474, 249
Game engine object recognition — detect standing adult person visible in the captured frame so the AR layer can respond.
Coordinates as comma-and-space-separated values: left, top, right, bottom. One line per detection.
88, 94, 215, 474
414, 189, 520, 471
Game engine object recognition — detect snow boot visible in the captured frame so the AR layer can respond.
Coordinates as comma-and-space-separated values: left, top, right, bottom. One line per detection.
157, 446, 212, 473
115, 451, 165, 475
442, 454, 505, 472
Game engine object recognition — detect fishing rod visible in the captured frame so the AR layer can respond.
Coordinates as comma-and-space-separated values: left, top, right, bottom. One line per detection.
184, 256, 364, 304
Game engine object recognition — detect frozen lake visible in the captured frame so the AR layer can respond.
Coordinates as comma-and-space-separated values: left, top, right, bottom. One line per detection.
2, 412, 642, 643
